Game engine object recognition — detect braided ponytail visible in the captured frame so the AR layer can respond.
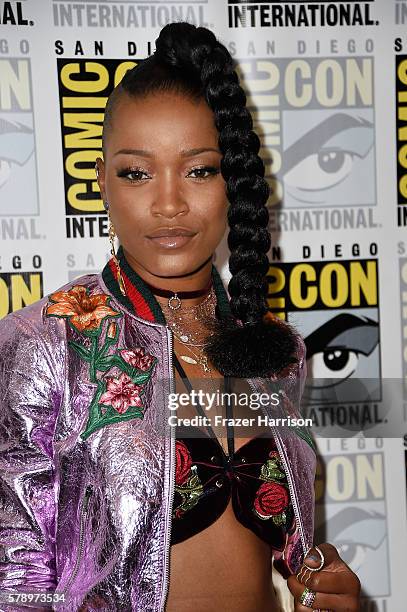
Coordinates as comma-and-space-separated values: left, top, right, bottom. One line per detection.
106, 22, 300, 378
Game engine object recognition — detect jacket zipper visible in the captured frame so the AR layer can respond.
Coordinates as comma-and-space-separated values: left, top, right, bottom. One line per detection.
62, 484, 93, 596
246, 378, 307, 555
159, 328, 176, 611
158, 346, 308, 608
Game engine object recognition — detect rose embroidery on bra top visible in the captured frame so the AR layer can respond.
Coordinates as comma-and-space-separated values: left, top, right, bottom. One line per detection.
252, 450, 290, 526
45, 285, 157, 440
173, 440, 204, 518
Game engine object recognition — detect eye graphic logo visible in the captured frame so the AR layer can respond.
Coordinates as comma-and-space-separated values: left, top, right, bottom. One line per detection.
282, 110, 374, 209
267, 259, 381, 410
0, 59, 38, 216
315, 452, 389, 599
240, 57, 376, 211
303, 310, 380, 405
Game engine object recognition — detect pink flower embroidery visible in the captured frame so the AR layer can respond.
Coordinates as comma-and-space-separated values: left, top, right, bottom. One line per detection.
99, 372, 143, 414
120, 348, 155, 371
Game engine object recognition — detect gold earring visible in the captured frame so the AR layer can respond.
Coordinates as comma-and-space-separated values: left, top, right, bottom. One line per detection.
106, 205, 126, 297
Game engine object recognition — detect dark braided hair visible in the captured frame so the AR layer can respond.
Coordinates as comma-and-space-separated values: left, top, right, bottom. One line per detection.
103, 22, 300, 378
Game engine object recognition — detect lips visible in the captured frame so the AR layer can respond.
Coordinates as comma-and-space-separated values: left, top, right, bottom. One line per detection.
146, 227, 197, 249
147, 227, 196, 238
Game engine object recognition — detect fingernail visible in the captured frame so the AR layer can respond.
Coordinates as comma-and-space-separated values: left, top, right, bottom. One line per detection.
306, 554, 320, 562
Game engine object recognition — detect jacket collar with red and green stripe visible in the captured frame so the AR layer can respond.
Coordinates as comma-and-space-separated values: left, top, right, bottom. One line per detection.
101, 245, 232, 325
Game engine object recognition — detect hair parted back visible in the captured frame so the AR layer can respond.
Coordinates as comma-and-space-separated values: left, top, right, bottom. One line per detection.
103, 22, 300, 378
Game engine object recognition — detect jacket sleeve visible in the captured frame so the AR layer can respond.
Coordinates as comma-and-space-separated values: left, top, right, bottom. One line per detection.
0, 309, 64, 610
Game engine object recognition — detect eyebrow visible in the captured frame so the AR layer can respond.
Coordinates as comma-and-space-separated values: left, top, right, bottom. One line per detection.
113, 147, 221, 158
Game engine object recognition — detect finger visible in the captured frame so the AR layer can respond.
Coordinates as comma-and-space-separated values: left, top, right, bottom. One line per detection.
294, 605, 332, 612
297, 567, 361, 595
288, 575, 359, 611
303, 543, 339, 570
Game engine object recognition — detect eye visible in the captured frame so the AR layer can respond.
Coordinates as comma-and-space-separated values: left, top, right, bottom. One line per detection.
284, 148, 356, 192
117, 167, 150, 182
309, 347, 359, 379
187, 166, 219, 180
0, 159, 12, 188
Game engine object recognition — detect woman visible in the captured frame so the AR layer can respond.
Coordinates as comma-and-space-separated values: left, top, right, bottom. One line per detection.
0, 22, 360, 612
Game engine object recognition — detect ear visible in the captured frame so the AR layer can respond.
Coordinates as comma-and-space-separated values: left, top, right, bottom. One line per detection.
95, 157, 107, 203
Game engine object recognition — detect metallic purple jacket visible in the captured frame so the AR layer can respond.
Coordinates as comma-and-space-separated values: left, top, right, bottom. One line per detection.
0, 263, 316, 611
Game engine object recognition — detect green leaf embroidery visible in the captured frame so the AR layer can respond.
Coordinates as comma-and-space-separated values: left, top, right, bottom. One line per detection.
272, 512, 286, 526
68, 340, 91, 362
44, 285, 157, 440
260, 459, 286, 482
293, 426, 315, 451
174, 466, 204, 514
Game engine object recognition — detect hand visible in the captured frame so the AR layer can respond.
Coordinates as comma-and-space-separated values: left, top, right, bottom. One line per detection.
287, 542, 361, 611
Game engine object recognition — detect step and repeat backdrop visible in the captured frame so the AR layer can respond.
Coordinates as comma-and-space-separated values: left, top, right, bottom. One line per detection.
0, 0, 406, 609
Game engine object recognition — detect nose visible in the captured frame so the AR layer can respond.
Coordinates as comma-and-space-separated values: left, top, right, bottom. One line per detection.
151, 171, 189, 219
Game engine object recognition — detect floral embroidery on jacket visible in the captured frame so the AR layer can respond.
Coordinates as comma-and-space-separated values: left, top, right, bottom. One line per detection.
252, 450, 290, 526
173, 440, 204, 519
46, 285, 120, 333
45, 285, 157, 440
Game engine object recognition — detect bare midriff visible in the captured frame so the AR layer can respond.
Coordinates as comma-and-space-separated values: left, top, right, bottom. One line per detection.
165, 340, 281, 612
166, 496, 280, 612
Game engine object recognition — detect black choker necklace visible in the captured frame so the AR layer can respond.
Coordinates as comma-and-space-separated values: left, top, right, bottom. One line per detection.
141, 277, 213, 310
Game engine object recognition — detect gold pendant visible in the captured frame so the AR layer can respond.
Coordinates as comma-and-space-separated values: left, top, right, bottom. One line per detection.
179, 355, 198, 365
200, 356, 211, 373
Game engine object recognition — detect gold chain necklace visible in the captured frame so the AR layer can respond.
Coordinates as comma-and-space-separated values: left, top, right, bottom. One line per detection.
161, 286, 217, 375
162, 289, 231, 455
173, 336, 212, 373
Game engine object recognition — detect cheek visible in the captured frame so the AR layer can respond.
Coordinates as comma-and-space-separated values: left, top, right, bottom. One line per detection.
107, 186, 147, 231
196, 190, 228, 244
209, 192, 228, 233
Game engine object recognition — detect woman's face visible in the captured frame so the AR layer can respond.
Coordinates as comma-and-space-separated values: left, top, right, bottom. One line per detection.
97, 90, 228, 281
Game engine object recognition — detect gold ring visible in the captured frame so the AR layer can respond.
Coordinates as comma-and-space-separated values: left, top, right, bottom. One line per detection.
296, 565, 307, 583
304, 569, 314, 586
304, 544, 325, 572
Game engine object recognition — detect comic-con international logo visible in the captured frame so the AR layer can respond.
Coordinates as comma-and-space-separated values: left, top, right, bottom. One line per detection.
0, 261, 43, 318
267, 256, 381, 429
315, 446, 390, 600
228, 0, 377, 28
396, 55, 407, 226
52, 0, 208, 28
0, 57, 38, 216
58, 59, 139, 238
239, 56, 377, 231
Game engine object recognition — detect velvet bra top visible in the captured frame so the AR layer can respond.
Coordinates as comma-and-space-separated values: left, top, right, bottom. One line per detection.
170, 356, 296, 550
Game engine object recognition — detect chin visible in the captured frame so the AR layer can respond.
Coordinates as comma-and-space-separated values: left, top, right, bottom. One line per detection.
145, 259, 204, 279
